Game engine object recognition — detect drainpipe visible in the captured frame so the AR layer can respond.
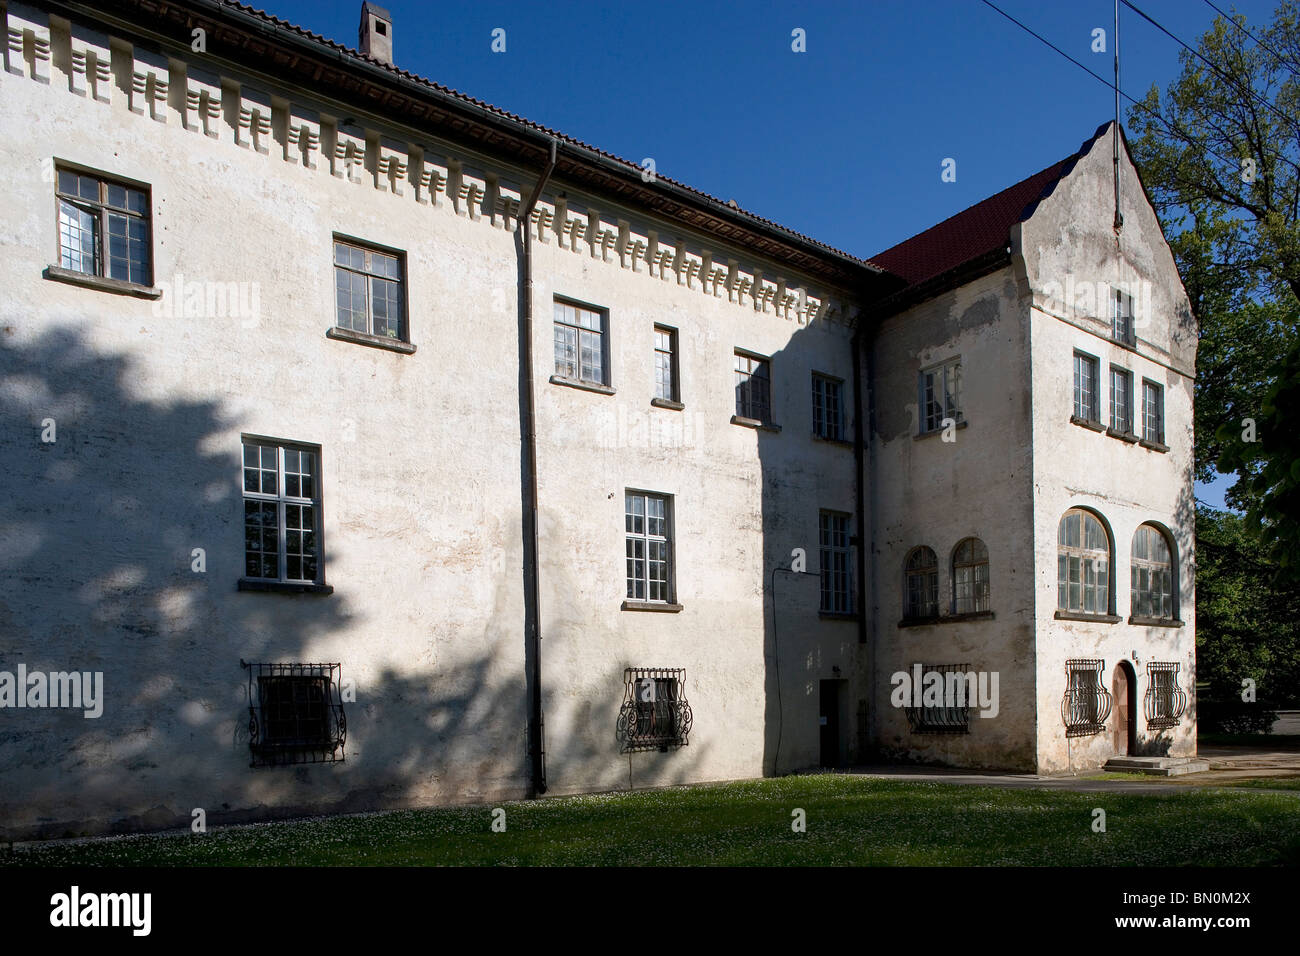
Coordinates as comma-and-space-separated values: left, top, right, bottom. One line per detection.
851, 328, 867, 649
519, 137, 557, 798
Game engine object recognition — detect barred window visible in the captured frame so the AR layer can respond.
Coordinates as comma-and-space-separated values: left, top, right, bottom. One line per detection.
819, 510, 852, 614
1058, 509, 1109, 613
812, 373, 844, 441
1112, 288, 1136, 346
1144, 661, 1186, 730
904, 546, 939, 619
654, 325, 679, 402
1131, 524, 1175, 620
555, 300, 607, 385
334, 238, 406, 340
242, 438, 323, 585
1062, 659, 1112, 737
244, 662, 346, 766
734, 351, 771, 422
625, 491, 672, 603
1109, 366, 1132, 433
1073, 352, 1099, 423
904, 662, 972, 734
56, 166, 151, 285
1142, 379, 1164, 444
618, 668, 693, 752
919, 359, 961, 434
951, 537, 990, 614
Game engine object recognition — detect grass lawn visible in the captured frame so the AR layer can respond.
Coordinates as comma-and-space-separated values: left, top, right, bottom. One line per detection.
5, 775, 1299, 866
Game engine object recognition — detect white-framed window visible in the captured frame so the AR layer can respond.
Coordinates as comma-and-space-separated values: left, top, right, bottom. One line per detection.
1057, 509, 1109, 614
951, 537, 990, 614
1073, 351, 1099, 423
242, 438, 323, 584
333, 237, 406, 340
1142, 379, 1164, 444
554, 300, 607, 385
625, 491, 672, 603
56, 165, 152, 285
1131, 524, 1175, 620
819, 510, 852, 614
654, 325, 679, 401
919, 359, 961, 434
1109, 366, 1132, 433
1112, 287, 1135, 346
734, 350, 772, 422
904, 546, 939, 619
812, 373, 844, 441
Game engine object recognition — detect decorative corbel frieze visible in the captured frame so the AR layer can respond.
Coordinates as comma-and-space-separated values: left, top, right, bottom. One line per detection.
531, 203, 553, 242
750, 269, 765, 310
128, 45, 169, 121
67, 23, 110, 101
375, 137, 407, 195
414, 150, 448, 206
327, 119, 365, 183
5, 3, 50, 83
726, 260, 740, 302
493, 179, 522, 228
627, 236, 646, 272
563, 210, 586, 251
233, 83, 272, 152
672, 244, 686, 284
182, 64, 221, 137
552, 198, 568, 248
457, 166, 487, 219
592, 217, 616, 260
684, 256, 701, 289
285, 103, 321, 166
585, 209, 601, 257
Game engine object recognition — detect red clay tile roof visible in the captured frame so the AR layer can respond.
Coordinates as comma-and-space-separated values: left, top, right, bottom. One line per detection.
869, 122, 1111, 288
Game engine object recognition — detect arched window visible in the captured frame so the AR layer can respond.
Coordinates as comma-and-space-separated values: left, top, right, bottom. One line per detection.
905, 547, 938, 619
1131, 524, 1175, 620
1058, 510, 1109, 613
952, 538, 990, 614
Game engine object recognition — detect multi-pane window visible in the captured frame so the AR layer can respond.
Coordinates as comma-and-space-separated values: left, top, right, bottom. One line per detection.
625, 492, 671, 603
1073, 352, 1099, 422
1057, 510, 1109, 614
1145, 661, 1186, 730
919, 360, 961, 433
734, 351, 771, 422
245, 662, 346, 766
554, 300, 606, 384
905, 663, 972, 734
242, 438, 322, 584
1063, 659, 1112, 737
904, 546, 939, 619
55, 167, 151, 285
1131, 524, 1174, 620
654, 325, 679, 401
1142, 380, 1164, 444
819, 511, 852, 614
812, 373, 844, 440
951, 537, 990, 614
1112, 288, 1135, 345
619, 667, 693, 752
333, 239, 406, 340
1109, 366, 1132, 433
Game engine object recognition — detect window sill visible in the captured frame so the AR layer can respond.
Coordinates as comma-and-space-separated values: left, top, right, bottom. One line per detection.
812, 433, 853, 447
1053, 610, 1121, 624
326, 326, 416, 354
940, 610, 995, 623
650, 397, 685, 410
731, 415, 781, 433
1069, 415, 1105, 433
1138, 438, 1169, 453
1106, 427, 1139, 443
818, 611, 858, 621
621, 600, 683, 612
898, 615, 941, 628
43, 265, 162, 299
550, 375, 615, 396
1128, 615, 1184, 628
1112, 337, 1138, 353
914, 419, 967, 440
238, 579, 335, 595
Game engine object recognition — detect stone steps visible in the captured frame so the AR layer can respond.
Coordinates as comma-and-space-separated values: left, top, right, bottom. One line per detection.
1104, 756, 1211, 776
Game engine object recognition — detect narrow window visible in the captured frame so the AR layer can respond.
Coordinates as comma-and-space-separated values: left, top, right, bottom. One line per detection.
554, 300, 607, 385
333, 238, 407, 340
1112, 288, 1135, 346
242, 438, 323, 585
1131, 524, 1175, 620
819, 510, 852, 613
919, 359, 962, 434
654, 325, 679, 401
904, 546, 939, 619
1142, 379, 1164, 444
55, 166, 152, 285
812, 373, 844, 441
734, 351, 771, 423
1109, 366, 1132, 433
1073, 352, 1099, 423
625, 491, 672, 603
1057, 509, 1109, 614
951, 537, 990, 614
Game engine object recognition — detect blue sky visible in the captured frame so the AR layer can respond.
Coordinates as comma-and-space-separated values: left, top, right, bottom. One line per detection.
268, 0, 1278, 508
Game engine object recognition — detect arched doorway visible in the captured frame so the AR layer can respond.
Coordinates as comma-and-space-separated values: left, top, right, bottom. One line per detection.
1113, 661, 1137, 756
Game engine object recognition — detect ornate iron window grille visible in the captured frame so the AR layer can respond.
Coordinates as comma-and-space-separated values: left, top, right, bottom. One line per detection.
617, 667, 693, 753
1144, 661, 1186, 731
1062, 659, 1113, 738
242, 660, 346, 767
904, 662, 972, 734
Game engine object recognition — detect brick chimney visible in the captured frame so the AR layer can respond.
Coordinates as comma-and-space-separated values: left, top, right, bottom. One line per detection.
358, 2, 393, 65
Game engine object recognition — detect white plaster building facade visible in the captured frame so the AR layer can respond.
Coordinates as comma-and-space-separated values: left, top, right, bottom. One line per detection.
0, 0, 1195, 839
